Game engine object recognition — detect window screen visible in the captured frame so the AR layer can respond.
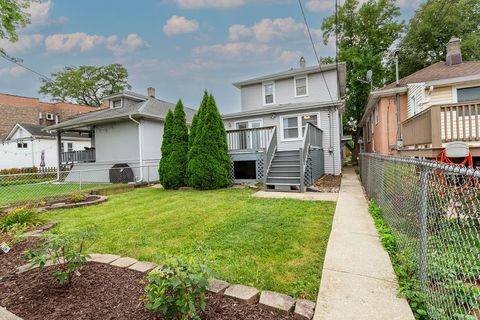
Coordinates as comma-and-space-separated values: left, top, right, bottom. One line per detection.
283, 117, 299, 139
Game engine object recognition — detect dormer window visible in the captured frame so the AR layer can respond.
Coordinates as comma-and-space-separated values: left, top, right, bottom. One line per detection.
295, 76, 308, 97
263, 82, 275, 105
112, 99, 122, 108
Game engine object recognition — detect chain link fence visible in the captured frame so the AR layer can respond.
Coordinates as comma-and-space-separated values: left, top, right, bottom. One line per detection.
0, 165, 160, 209
359, 153, 480, 319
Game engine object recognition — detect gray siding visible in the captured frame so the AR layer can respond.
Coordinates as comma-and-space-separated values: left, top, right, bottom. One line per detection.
224, 106, 342, 175
240, 69, 339, 112
141, 119, 164, 162
95, 121, 139, 163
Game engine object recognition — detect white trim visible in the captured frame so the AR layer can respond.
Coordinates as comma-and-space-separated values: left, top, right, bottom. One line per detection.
279, 112, 320, 142
234, 118, 264, 129
294, 75, 309, 98
262, 81, 275, 106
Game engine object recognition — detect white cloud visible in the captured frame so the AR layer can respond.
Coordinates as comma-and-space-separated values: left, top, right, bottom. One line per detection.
193, 42, 271, 59
26, 0, 52, 27
278, 50, 303, 63
305, 0, 334, 12
163, 15, 200, 36
229, 18, 305, 43
0, 66, 26, 77
0, 34, 44, 54
107, 33, 149, 56
173, 0, 246, 9
44, 32, 147, 56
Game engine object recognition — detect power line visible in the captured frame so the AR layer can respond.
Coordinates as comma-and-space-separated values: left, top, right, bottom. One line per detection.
0, 53, 52, 81
297, 0, 335, 104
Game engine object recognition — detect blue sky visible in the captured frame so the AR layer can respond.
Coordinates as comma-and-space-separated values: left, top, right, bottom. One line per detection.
0, 0, 422, 113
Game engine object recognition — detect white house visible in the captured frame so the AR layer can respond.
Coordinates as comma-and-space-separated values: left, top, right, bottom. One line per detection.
0, 123, 91, 170
45, 88, 196, 183
223, 58, 347, 191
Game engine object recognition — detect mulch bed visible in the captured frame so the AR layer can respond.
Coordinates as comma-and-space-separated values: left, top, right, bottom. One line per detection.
309, 175, 342, 193
0, 262, 294, 320
0, 237, 40, 277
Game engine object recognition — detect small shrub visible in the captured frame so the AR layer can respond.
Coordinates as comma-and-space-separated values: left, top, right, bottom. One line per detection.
144, 254, 212, 320
24, 227, 96, 285
70, 193, 87, 203
0, 208, 41, 233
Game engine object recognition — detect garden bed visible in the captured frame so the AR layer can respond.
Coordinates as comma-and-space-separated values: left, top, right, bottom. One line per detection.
0, 238, 40, 277
42, 195, 108, 210
308, 175, 342, 193
0, 262, 294, 320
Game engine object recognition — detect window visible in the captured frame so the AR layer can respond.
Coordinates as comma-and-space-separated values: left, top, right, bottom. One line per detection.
263, 82, 275, 105
112, 99, 122, 108
67, 143, 73, 152
374, 106, 379, 125
410, 95, 417, 115
295, 76, 308, 97
46, 113, 54, 120
17, 142, 27, 148
457, 86, 480, 102
281, 114, 319, 140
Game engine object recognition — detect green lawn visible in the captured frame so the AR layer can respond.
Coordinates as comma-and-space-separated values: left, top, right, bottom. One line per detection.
0, 183, 111, 207
43, 188, 335, 299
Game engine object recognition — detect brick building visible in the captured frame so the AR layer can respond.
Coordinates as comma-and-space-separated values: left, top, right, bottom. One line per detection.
0, 93, 98, 141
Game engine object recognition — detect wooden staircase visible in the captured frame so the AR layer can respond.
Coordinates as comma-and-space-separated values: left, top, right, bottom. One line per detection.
265, 150, 302, 192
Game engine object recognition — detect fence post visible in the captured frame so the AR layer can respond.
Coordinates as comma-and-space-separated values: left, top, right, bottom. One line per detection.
418, 166, 429, 287
79, 171, 82, 191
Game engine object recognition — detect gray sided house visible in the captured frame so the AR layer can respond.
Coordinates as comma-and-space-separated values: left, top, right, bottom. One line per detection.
224, 59, 347, 192
45, 88, 195, 183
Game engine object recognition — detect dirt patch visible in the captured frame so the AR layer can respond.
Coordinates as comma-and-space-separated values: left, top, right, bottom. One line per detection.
309, 175, 342, 193
0, 238, 40, 276
0, 263, 294, 320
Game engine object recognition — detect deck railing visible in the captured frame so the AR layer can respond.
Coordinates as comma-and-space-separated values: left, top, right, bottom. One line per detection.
226, 126, 275, 151
300, 123, 324, 192
402, 101, 480, 148
60, 149, 96, 164
263, 127, 277, 184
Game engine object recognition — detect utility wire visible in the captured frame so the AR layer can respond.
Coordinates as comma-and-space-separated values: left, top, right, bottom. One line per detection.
297, 0, 335, 104
0, 53, 52, 81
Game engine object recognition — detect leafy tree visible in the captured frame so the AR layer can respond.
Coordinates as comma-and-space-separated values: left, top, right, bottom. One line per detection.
159, 110, 174, 188
39, 64, 131, 107
322, 0, 403, 158
392, 0, 480, 80
187, 94, 231, 190
0, 0, 30, 56
162, 100, 189, 189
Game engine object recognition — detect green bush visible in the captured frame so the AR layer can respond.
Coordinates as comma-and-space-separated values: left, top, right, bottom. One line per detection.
160, 109, 175, 188
0, 208, 41, 232
187, 94, 231, 190
24, 227, 96, 285
144, 254, 212, 320
161, 100, 190, 189
71, 192, 88, 203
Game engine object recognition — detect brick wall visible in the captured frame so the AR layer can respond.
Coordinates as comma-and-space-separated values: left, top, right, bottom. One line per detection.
0, 93, 99, 141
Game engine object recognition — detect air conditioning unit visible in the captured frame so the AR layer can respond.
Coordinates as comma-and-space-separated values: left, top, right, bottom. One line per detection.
46, 113, 55, 121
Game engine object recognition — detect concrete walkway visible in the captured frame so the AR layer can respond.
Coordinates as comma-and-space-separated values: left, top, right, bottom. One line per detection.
253, 191, 338, 201
314, 167, 414, 320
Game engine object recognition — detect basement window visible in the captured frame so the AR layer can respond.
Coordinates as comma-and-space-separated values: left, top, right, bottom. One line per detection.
233, 160, 256, 180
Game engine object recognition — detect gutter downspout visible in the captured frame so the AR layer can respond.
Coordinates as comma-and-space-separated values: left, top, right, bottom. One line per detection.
128, 115, 143, 182
395, 51, 402, 151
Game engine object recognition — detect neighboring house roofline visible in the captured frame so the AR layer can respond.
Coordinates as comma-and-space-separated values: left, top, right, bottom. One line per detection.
5, 123, 91, 141
222, 100, 343, 120
101, 90, 150, 102
232, 62, 345, 88
425, 73, 480, 87
359, 87, 408, 127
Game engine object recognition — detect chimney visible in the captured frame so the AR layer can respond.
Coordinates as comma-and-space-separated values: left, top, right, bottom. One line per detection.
446, 38, 463, 66
147, 87, 155, 98
299, 56, 306, 68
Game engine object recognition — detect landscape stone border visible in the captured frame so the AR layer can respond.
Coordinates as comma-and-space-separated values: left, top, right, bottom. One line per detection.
13, 252, 316, 320
42, 195, 108, 211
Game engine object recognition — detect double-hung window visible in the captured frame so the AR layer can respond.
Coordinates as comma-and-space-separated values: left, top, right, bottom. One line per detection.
67, 143, 73, 152
281, 114, 319, 140
457, 86, 480, 102
295, 76, 308, 97
263, 82, 275, 105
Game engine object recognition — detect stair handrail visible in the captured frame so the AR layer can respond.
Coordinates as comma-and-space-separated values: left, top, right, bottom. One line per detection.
300, 123, 324, 192
263, 126, 277, 184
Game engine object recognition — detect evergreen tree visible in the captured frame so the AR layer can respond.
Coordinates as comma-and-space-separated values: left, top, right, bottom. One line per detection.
187, 91, 209, 185
164, 100, 189, 189
187, 94, 231, 190
159, 110, 175, 187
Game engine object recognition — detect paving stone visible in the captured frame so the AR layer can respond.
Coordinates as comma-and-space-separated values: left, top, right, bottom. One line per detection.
207, 279, 230, 294
39, 221, 57, 231
259, 291, 295, 314
294, 299, 315, 320
0, 307, 22, 320
224, 284, 259, 304
87, 253, 120, 264
128, 261, 157, 272
22, 229, 43, 238
110, 257, 138, 268
16, 260, 55, 274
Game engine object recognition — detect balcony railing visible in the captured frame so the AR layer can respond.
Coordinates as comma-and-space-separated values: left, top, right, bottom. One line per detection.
60, 149, 96, 164
402, 101, 480, 148
226, 126, 275, 152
